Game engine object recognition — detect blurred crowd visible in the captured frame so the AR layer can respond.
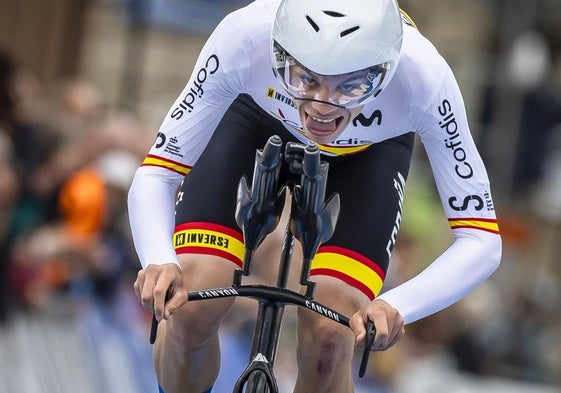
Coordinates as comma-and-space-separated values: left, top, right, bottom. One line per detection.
2, 9, 561, 388
0, 49, 153, 322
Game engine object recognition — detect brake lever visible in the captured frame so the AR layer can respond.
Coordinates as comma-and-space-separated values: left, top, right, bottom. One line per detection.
358, 321, 376, 378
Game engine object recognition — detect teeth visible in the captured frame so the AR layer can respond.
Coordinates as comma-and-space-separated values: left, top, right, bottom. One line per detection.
312, 117, 335, 123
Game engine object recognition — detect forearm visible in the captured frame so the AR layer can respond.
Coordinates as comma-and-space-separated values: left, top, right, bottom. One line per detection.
378, 228, 502, 324
128, 166, 183, 268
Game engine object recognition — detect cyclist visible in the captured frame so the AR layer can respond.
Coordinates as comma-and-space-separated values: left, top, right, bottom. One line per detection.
128, 0, 502, 392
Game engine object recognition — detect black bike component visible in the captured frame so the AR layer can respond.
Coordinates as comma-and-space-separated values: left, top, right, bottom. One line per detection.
284, 142, 306, 175
245, 224, 295, 391
235, 135, 286, 281
276, 223, 295, 288
150, 292, 171, 345
246, 303, 284, 393
286, 142, 340, 297
187, 285, 350, 326
359, 321, 377, 378
233, 354, 278, 393
150, 315, 158, 344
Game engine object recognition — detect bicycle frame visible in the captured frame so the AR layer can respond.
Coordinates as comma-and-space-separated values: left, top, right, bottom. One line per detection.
150, 136, 376, 393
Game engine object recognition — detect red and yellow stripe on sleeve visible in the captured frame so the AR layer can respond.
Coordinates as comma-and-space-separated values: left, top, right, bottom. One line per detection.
448, 218, 500, 234
141, 154, 191, 176
310, 246, 385, 300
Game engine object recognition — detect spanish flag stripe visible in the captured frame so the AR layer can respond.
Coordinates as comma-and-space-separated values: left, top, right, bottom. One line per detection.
317, 144, 371, 156
448, 218, 500, 234
311, 252, 384, 297
449, 224, 500, 235
142, 154, 191, 176
175, 246, 243, 268
317, 245, 386, 280
310, 268, 376, 300
142, 163, 189, 176
145, 154, 190, 168
449, 217, 498, 223
175, 222, 243, 242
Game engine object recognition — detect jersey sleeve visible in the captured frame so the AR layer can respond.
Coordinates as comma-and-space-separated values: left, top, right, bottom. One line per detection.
417, 65, 498, 231
128, 10, 253, 268
377, 62, 502, 323
142, 10, 252, 173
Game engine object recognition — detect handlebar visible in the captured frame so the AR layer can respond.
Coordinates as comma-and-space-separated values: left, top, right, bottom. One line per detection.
187, 285, 349, 326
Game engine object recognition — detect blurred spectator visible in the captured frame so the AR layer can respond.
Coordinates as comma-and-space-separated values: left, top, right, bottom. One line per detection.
0, 134, 19, 323
8, 147, 141, 309
530, 55, 561, 222
479, 30, 561, 203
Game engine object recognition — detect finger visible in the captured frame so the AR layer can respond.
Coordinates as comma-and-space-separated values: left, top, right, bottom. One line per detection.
383, 310, 404, 348
133, 279, 140, 300
350, 312, 367, 344
134, 270, 145, 300
372, 313, 390, 350
140, 273, 156, 312
153, 278, 169, 321
390, 313, 404, 340
388, 326, 405, 348
163, 290, 188, 320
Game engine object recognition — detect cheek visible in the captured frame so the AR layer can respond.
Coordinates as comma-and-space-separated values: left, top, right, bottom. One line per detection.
297, 104, 308, 123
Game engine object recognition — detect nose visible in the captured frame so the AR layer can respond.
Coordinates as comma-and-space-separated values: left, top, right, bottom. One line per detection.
315, 83, 331, 101
308, 82, 340, 114
310, 99, 339, 115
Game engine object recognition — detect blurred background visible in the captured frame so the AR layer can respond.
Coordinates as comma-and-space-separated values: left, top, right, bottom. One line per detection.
1, 0, 560, 392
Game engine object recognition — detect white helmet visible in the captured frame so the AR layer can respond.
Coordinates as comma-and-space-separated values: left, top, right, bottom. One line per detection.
272, 0, 403, 107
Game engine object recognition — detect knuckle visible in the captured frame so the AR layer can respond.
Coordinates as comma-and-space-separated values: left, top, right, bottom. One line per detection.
153, 288, 166, 297
377, 330, 389, 341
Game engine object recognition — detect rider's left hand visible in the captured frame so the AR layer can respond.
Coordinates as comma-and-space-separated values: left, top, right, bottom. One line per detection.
350, 299, 405, 351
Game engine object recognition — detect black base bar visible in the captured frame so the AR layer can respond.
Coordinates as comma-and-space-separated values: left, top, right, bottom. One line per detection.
188, 284, 350, 328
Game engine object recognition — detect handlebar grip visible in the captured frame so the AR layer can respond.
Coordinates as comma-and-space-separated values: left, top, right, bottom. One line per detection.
258, 135, 282, 168
302, 142, 321, 178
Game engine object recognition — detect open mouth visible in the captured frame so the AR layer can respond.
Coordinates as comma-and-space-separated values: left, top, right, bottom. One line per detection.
304, 113, 344, 135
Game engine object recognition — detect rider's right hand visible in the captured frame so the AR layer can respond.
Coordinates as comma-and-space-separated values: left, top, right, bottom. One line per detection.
134, 263, 188, 322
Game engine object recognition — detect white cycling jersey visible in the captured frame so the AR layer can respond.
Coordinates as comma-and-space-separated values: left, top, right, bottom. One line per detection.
128, 0, 501, 324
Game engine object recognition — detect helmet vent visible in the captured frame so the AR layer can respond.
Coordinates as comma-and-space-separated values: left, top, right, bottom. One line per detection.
323, 11, 345, 17
306, 15, 320, 32
340, 26, 360, 37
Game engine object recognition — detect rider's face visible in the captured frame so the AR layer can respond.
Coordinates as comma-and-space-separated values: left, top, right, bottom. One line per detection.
286, 63, 367, 144
295, 99, 364, 145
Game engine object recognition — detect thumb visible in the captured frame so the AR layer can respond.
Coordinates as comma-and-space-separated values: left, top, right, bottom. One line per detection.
163, 290, 188, 320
